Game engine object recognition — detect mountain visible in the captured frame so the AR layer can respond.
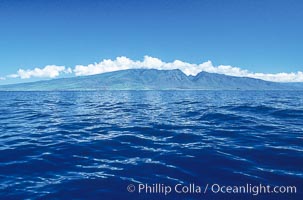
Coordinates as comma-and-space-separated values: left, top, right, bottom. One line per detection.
190, 71, 288, 90
0, 69, 300, 91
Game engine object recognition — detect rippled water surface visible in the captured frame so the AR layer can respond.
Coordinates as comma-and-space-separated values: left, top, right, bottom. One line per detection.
0, 91, 302, 199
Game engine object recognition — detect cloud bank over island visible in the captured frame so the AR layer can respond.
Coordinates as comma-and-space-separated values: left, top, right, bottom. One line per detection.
4, 56, 303, 82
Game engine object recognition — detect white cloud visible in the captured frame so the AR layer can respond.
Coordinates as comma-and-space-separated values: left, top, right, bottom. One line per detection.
73, 56, 303, 82
73, 55, 215, 76
9, 65, 71, 79
245, 72, 303, 82
0, 77, 6, 80
5, 56, 303, 82
74, 57, 140, 76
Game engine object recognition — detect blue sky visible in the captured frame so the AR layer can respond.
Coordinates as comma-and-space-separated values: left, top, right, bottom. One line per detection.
0, 0, 303, 84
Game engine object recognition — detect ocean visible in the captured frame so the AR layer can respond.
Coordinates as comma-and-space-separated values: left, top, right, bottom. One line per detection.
0, 91, 302, 199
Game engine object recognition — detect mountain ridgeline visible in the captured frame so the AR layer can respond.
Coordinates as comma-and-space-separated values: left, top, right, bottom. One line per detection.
0, 69, 300, 91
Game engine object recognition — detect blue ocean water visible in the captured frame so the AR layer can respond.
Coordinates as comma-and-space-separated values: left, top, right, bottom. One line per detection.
0, 91, 302, 200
